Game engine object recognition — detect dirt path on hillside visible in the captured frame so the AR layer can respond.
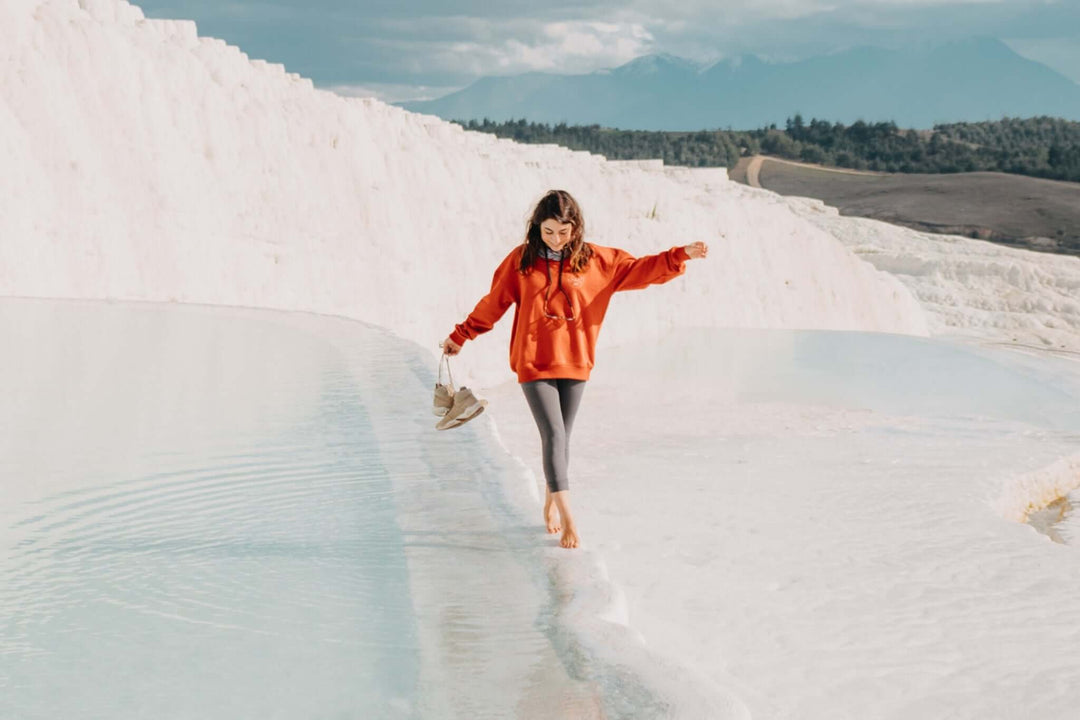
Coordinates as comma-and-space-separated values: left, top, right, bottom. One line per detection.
745, 155, 763, 187
746, 155, 885, 187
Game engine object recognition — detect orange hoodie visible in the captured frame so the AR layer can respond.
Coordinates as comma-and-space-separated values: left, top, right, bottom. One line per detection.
449, 242, 692, 382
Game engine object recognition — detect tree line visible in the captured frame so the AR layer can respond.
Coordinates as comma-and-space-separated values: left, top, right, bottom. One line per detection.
452, 115, 1080, 183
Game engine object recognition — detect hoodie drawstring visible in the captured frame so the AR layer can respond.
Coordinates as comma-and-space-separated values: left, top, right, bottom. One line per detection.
543, 252, 575, 321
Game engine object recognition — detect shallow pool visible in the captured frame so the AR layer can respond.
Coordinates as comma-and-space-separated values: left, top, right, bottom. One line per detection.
0, 298, 684, 719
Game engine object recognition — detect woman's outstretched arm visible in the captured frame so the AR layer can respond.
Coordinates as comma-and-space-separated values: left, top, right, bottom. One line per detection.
442, 247, 521, 354
610, 241, 709, 292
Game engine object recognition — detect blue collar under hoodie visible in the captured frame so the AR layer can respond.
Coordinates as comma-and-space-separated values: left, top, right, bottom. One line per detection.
540, 245, 564, 261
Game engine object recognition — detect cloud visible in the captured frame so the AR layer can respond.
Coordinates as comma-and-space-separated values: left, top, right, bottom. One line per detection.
358, 16, 655, 76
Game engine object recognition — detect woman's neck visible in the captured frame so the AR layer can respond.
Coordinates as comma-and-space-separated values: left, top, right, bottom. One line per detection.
540, 245, 564, 260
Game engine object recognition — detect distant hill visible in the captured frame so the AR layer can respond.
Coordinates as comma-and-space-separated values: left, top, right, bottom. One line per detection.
398, 38, 1080, 131
730, 156, 1080, 257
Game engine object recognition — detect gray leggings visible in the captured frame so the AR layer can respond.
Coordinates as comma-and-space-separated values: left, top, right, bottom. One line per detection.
520, 378, 587, 493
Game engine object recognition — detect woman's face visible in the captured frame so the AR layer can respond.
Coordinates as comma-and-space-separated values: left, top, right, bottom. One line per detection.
540, 219, 573, 252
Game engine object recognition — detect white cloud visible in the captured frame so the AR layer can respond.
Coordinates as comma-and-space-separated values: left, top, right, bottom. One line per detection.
369, 18, 656, 76
619, 0, 840, 24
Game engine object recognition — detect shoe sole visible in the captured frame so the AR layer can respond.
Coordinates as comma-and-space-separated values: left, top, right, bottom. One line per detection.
435, 401, 487, 430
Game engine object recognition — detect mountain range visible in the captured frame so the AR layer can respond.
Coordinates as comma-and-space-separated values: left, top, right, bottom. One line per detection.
397, 37, 1080, 131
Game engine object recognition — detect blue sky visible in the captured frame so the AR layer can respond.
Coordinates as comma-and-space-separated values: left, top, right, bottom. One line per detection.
135, 0, 1080, 102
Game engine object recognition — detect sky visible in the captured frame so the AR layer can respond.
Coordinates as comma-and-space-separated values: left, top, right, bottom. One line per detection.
127, 1, 1080, 102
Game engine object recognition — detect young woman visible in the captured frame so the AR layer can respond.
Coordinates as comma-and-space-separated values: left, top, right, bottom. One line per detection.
442, 189, 708, 549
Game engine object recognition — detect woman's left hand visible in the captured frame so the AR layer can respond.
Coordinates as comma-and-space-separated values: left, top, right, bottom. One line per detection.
683, 241, 709, 260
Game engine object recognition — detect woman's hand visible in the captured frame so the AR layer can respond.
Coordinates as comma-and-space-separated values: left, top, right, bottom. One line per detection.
683, 241, 709, 260
441, 337, 462, 356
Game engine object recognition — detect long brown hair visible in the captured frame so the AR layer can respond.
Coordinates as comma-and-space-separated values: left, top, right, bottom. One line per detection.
519, 189, 593, 273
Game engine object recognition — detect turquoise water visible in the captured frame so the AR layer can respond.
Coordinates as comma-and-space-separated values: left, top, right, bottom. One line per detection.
0, 301, 421, 718
0, 299, 686, 719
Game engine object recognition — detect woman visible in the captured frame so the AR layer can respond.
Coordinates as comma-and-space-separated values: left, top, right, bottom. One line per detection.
442, 189, 708, 549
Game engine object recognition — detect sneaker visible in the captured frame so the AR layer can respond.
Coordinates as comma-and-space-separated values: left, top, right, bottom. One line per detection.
435, 386, 488, 430
439, 404, 486, 430
433, 383, 454, 416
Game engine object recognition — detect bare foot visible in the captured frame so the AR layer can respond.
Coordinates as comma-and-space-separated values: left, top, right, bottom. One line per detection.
543, 499, 561, 534
560, 522, 580, 549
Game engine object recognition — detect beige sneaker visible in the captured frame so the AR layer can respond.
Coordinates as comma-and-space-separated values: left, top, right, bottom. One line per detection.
435, 386, 488, 430
433, 382, 454, 416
